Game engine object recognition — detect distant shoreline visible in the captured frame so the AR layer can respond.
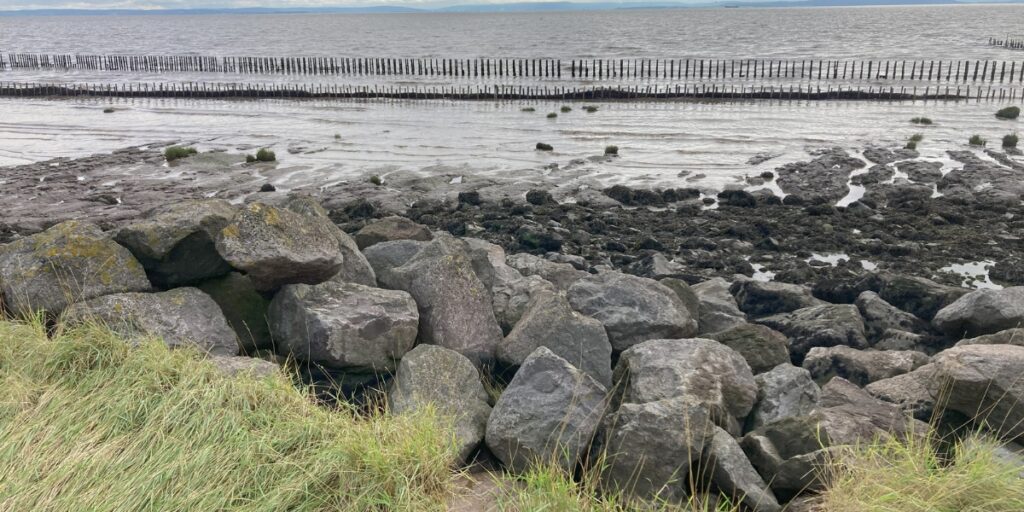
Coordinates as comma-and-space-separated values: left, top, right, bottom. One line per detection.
2, 1, 1023, 17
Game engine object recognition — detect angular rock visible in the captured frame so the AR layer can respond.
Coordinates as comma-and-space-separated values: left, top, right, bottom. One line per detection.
703, 426, 782, 512
506, 252, 587, 291
756, 304, 868, 362
362, 239, 427, 285
802, 346, 930, 386
62, 287, 238, 356
865, 364, 938, 420
464, 238, 557, 333
353, 216, 432, 250
385, 234, 504, 365
692, 277, 747, 335
197, 272, 272, 354
114, 199, 235, 287
730, 279, 824, 317
707, 324, 790, 375
215, 202, 343, 291
748, 364, 821, 430
601, 396, 714, 503
877, 273, 967, 321
485, 347, 607, 473
568, 272, 697, 352
855, 290, 930, 343
957, 328, 1024, 347
282, 195, 376, 287
0, 220, 150, 316
873, 328, 935, 353
498, 291, 613, 387
268, 280, 418, 372
615, 338, 756, 434
659, 277, 701, 322
929, 344, 1024, 438
389, 344, 492, 462
210, 355, 280, 378
933, 287, 1024, 339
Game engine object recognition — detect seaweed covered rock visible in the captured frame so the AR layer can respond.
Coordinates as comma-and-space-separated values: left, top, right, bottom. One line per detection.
389, 345, 492, 462
268, 280, 418, 372
730, 279, 824, 317
114, 199, 235, 287
215, 202, 343, 291
0, 220, 150, 316
61, 287, 238, 356
568, 272, 697, 352
756, 304, 868, 362
485, 347, 607, 473
877, 273, 966, 321
855, 290, 931, 343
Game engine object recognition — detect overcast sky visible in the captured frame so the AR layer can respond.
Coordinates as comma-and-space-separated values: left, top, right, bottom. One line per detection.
3, 0, 680, 9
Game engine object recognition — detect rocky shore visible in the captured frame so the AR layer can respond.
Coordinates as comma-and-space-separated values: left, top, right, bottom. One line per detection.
2, 140, 1024, 509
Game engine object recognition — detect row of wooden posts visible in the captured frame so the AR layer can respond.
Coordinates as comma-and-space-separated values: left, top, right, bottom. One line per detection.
989, 37, 1024, 51
0, 81, 1018, 102
3, 53, 1024, 84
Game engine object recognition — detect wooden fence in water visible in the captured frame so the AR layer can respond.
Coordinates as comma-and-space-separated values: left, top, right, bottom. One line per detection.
3, 52, 1024, 83
990, 37, 1024, 51
0, 81, 1020, 102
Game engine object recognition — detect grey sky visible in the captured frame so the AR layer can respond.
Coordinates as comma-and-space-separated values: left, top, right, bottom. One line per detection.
3, 0, 686, 9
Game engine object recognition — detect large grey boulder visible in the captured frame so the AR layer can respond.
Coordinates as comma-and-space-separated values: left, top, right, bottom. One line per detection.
464, 238, 557, 333
865, 364, 938, 420
877, 273, 967, 321
615, 338, 756, 435
197, 272, 272, 354
756, 304, 868, 362
353, 216, 432, 250
388, 344, 491, 462
730, 279, 824, 317
268, 281, 418, 372
0, 220, 150, 316
748, 364, 820, 430
568, 272, 697, 352
802, 346, 930, 386
485, 347, 607, 473
282, 195, 377, 287
385, 234, 504, 365
215, 202, 343, 291
933, 287, 1024, 339
114, 199, 235, 287
497, 291, 612, 387
707, 323, 790, 374
692, 277, 747, 335
856, 291, 931, 343
659, 277, 701, 322
506, 252, 587, 291
928, 344, 1024, 438
957, 328, 1024, 347
600, 396, 714, 503
62, 287, 238, 356
703, 426, 782, 512
362, 239, 427, 285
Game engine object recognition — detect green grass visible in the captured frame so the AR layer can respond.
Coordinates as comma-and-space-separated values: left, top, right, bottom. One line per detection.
0, 319, 458, 511
583, 105, 599, 113
819, 431, 1024, 512
909, 133, 924, 143
995, 106, 1020, 120
547, 112, 558, 119
905, 141, 918, 150
605, 145, 619, 156
969, 134, 987, 146
369, 175, 383, 186
521, 107, 536, 113
256, 148, 276, 162
102, 107, 115, 114
560, 105, 572, 113
536, 142, 554, 151
911, 117, 933, 125
245, 154, 257, 163
1004, 133, 1019, 148
164, 146, 197, 162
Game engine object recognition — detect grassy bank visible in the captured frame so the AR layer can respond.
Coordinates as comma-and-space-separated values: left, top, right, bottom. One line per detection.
0, 318, 1021, 511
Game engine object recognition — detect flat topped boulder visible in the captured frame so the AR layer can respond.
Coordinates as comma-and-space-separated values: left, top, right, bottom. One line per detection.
756, 304, 868, 362
615, 338, 756, 435
215, 202, 344, 291
384, 234, 503, 365
707, 323, 790, 375
748, 364, 820, 430
568, 271, 697, 352
0, 220, 150, 316
388, 345, 492, 463
877, 273, 966, 321
692, 277, 747, 335
268, 280, 418, 372
282, 195, 376, 287
929, 344, 1024, 439
802, 345, 930, 386
61, 287, 239, 356
855, 290, 930, 342
354, 216, 433, 250
114, 199, 235, 287
933, 287, 1024, 339
730, 279, 824, 317
506, 252, 587, 291
485, 347, 608, 474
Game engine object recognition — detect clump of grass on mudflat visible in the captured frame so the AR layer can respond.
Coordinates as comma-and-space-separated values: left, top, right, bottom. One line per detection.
969, 134, 987, 146
521, 107, 536, 113
995, 106, 1020, 120
818, 431, 1024, 512
256, 148, 276, 162
583, 105, 599, 113
910, 116, 933, 125
369, 175, 383, 186
1004, 133, 1019, 148
547, 112, 558, 119
164, 145, 197, 161
0, 319, 458, 511
560, 105, 572, 113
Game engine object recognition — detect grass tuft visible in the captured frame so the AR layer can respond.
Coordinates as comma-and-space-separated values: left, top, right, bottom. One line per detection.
561, 106, 572, 113
521, 107, 536, 113
245, 154, 257, 163
0, 319, 458, 511
547, 112, 558, 119
605, 145, 619, 156
164, 146, 197, 162
995, 106, 1020, 120
910, 117, 933, 125
583, 105, 599, 113
1003, 133, 1019, 148
969, 134, 987, 146
102, 107, 115, 114
255, 148, 276, 162
536, 142, 554, 151
369, 175, 383, 186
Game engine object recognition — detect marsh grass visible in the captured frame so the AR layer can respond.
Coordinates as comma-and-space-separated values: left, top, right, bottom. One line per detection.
911, 117, 934, 125
584, 105, 600, 113
605, 145, 620, 156
1004, 133, 1019, 148
245, 154, 257, 163
0, 318, 458, 511
969, 135, 987, 146
909, 133, 924, 143
547, 112, 558, 119
521, 107, 536, 112
561, 106, 573, 113
164, 145, 197, 161
369, 175, 383, 186
256, 148, 276, 162
996, 106, 1021, 120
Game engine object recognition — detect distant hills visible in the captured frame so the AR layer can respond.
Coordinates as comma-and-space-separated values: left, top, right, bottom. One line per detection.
1, 0, 1021, 16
